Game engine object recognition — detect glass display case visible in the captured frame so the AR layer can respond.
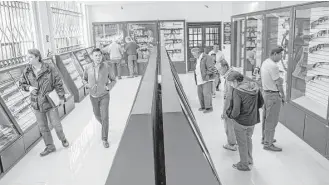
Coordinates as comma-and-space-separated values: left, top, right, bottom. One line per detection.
0, 67, 37, 132
0, 103, 20, 152
290, 4, 329, 119
73, 48, 93, 71
55, 52, 86, 103
93, 23, 126, 48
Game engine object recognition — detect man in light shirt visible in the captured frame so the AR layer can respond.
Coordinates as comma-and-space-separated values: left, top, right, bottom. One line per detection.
209, 45, 225, 94
105, 39, 123, 79
192, 47, 217, 113
260, 46, 285, 152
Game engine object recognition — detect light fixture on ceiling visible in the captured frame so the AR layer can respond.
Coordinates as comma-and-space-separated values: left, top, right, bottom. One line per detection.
204, 5, 209, 8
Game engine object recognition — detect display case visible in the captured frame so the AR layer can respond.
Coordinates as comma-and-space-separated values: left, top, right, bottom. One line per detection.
55, 51, 86, 103
43, 58, 75, 117
72, 48, 94, 71
159, 20, 186, 73
93, 22, 126, 48
232, 1, 329, 160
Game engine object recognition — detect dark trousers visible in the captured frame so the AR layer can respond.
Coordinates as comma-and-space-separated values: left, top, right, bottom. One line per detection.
33, 108, 66, 148
128, 60, 138, 76
90, 93, 110, 141
197, 81, 213, 109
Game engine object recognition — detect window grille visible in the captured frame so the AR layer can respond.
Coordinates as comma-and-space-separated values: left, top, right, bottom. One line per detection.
50, 1, 85, 54
0, 1, 35, 67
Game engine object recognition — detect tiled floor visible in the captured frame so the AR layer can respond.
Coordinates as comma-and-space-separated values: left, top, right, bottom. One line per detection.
0, 74, 329, 185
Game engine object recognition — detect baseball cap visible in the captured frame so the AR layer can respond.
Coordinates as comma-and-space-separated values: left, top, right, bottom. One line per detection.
270, 46, 284, 55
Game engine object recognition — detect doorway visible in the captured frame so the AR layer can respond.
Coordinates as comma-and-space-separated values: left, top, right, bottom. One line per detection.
187, 22, 222, 71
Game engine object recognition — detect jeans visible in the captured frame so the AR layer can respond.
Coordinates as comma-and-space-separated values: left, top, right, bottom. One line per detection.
233, 120, 254, 168
110, 59, 121, 78
212, 74, 221, 93
224, 118, 237, 145
90, 93, 110, 141
197, 81, 212, 109
263, 92, 282, 146
33, 108, 66, 148
128, 59, 138, 76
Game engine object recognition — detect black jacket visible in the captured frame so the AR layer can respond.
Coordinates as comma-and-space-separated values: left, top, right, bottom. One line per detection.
227, 81, 264, 126
19, 63, 65, 112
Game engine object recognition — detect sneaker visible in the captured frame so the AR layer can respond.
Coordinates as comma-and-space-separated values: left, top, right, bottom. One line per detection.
233, 163, 251, 171
223, 144, 237, 151
103, 140, 110, 148
40, 147, 56, 157
198, 108, 205, 111
264, 144, 282, 152
203, 108, 213, 113
118, 77, 122, 80
134, 75, 138, 77
62, 139, 69, 148
261, 139, 277, 145
216, 87, 220, 91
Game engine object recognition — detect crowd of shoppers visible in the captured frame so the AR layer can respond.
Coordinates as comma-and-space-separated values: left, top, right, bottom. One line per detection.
192, 45, 285, 171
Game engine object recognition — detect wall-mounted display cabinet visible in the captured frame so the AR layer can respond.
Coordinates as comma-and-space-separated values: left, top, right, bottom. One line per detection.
231, 1, 329, 160
92, 20, 187, 74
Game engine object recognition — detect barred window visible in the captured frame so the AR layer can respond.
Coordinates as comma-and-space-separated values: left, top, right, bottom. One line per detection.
50, 1, 85, 54
0, 1, 35, 66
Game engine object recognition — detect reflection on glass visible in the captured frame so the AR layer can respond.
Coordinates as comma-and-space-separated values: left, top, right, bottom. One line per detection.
232, 17, 246, 74
245, 15, 263, 78
265, 11, 290, 95
290, 7, 329, 119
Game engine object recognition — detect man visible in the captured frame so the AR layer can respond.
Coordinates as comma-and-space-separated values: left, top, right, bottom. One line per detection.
105, 39, 123, 79
209, 45, 225, 93
260, 46, 285, 152
219, 60, 237, 151
192, 47, 217, 113
83, 48, 117, 148
124, 37, 139, 78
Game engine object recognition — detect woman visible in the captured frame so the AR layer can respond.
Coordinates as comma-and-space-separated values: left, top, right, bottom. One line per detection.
19, 49, 69, 157
226, 71, 264, 171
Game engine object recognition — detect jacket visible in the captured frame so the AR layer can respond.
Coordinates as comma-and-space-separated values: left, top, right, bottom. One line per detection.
83, 62, 116, 98
222, 68, 235, 113
194, 54, 217, 85
227, 81, 264, 126
124, 42, 139, 55
19, 63, 65, 113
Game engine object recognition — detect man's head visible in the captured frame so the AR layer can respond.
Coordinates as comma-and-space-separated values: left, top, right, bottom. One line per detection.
218, 59, 230, 75
270, 46, 284, 63
91, 48, 103, 64
191, 47, 203, 59
213, 44, 219, 52
226, 71, 244, 88
210, 53, 216, 61
27, 48, 42, 66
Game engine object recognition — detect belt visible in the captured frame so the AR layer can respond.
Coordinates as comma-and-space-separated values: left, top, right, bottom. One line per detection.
264, 90, 279, 93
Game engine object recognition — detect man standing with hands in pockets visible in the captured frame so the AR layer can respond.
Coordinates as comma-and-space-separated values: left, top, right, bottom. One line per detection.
83, 48, 117, 148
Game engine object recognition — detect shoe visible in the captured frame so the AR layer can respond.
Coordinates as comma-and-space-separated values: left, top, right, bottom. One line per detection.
118, 77, 122, 80
40, 147, 56, 157
212, 93, 216, 98
223, 144, 237, 151
62, 139, 69, 148
128, 76, 134, 78
198, 108, 205, 111
261, 139, 277, 145
233, 163, 251, 171
264, 144, 282, 152
134, 75, 138, 77
103, 140, 110, 148
203, 108, 213, 113
216, 88, 220, 91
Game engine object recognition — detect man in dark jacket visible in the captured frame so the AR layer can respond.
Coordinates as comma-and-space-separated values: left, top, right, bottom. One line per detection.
124, 37, 139, 78
20, 49, 69, 157
83, 48, 116, 148
192, 47, 217, 113
226, 71, 264, 171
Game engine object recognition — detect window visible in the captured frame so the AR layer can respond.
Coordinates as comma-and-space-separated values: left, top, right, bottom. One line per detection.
290, 5, 329, 119
50, 2, 85, 54
0, 1, 35, 67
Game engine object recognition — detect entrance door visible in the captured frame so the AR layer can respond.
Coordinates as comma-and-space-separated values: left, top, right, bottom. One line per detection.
187, 22, 221, 71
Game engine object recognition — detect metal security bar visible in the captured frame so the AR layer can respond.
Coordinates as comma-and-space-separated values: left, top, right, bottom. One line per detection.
0, 1, 35, 67
50, 2, 84, 54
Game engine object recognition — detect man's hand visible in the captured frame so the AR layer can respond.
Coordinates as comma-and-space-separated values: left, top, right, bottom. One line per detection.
59, 99, 65, 106
281, 95, 286, 104
221, 113, 228, 120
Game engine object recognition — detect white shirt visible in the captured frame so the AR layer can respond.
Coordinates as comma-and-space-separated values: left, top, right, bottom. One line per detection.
260, 58, 280, 91
195, 53, 206, 85
107, 42, 122, 60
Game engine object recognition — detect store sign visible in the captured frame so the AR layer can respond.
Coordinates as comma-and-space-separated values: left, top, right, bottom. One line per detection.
223, 22, 231, 45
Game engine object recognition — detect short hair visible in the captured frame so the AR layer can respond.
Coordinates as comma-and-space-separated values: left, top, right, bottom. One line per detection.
219, 59, 230, 69
210, 53, 216, 56
226, 71, 244, 82
91, 48, 103, 55
28, 49, 42, 63
270, 46, 284, 55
